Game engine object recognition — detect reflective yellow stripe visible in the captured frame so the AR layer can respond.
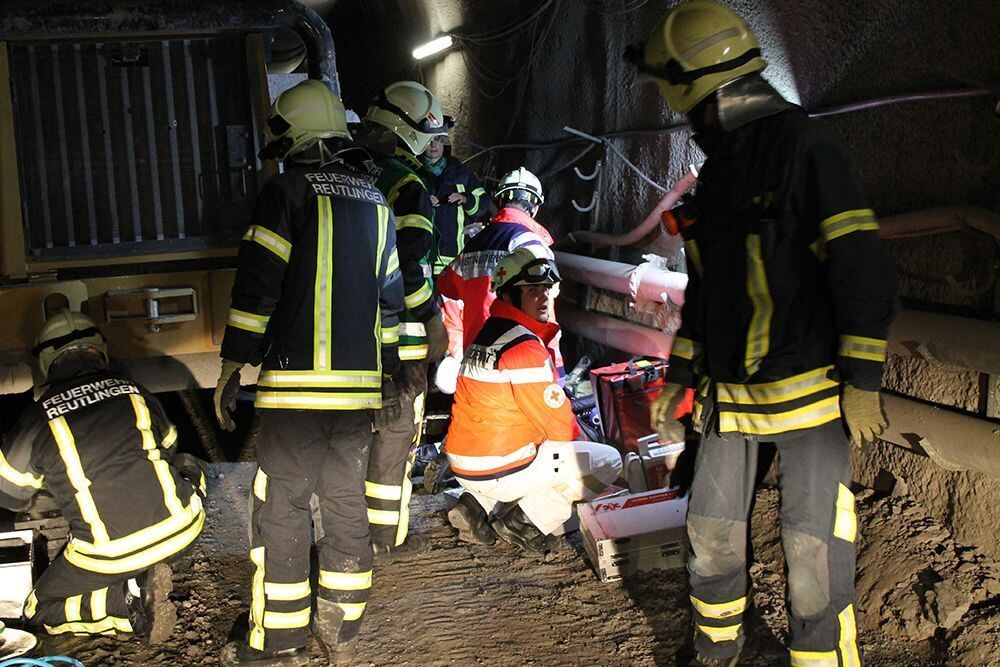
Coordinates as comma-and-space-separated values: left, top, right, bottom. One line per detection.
789, 649, 839, 666
833, 483, 857, 543
243, 224, 292, 263
337, 601, 367, 621
838, 604, 861, 666
387, 173, 421, 205
249, 546, 266, 650
315, 196, 334, 371
257, 370, 382, 388
227, 308, 269, 334
162, 425, 177, 448
65, 594, 83, 622
381, 324, 400, 345
24, 591, 38, 618
365, 481, 403, 501
397, 214, 433, 233
255, 391, 381, 411
467, 186, 486, 216
399, 345, 429, 361
263, 607, 311, 629
744, 234, 773, 376
50, 417, 109, 543
319, 569, 373, 591
819, 208, 879, 244
718, 395, 841, 436
685, 239, 703, 275
68, 495, 202, 557
376, 204, 389, 279
91, 587, 108, 620
264, 580, 311, 601
0, 449, 44, 488
367, 508, 400, 525
65, 507, 204, 574
671, 336, 701, 361
131, 394, 185, 516
396, 441, 418, 546
698, 623, 741, 643
386, 248, 400, 275
253, 468, 267, 503
690, 595, 748, 619
716, 366, 838, 406
838, 334, 887, 363
405, 280, 433, 309
45, 615, 132, 635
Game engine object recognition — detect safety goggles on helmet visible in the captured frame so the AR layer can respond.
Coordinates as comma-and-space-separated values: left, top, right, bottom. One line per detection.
372, 89, 446, 135
493, 255, 562, 293
623, 42, 762, 87
517, 258, 561, 285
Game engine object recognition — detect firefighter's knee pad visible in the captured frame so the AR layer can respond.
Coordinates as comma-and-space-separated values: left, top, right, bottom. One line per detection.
687, 513, 747, 578
783, 528, 830, 619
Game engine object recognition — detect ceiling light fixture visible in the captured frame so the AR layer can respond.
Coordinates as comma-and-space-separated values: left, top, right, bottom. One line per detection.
412, 35, 454, 60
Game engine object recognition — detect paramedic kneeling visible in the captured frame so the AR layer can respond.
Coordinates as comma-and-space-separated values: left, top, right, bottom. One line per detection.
444, 248, 622, 553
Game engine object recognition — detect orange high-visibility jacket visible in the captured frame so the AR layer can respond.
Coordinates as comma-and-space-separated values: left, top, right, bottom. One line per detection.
446, 299, 580, 480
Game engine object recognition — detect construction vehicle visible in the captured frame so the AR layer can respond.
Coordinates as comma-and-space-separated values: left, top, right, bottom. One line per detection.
0, 0, 339, 395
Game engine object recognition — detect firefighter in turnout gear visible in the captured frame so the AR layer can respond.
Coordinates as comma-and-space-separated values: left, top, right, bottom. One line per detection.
419, 130, 489, 276
627, 3, 896, 665
357, 80, 448, 557
0, 310, 205, 641
215, 79, 403, 666
445, 249, 622, 553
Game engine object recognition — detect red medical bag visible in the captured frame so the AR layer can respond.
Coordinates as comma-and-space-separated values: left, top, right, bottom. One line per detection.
590, 357, 694, 456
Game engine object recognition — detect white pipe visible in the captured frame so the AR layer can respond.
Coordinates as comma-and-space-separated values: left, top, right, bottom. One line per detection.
559, 303, 674, 359
881, 394, 1000, 477
568, 166, 698, 248
880, 205, 1000, 245
554, 252, 687, 307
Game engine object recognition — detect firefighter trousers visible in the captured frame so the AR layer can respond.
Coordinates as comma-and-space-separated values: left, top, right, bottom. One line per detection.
367, 361, 427, 548
248, 409, 374, 653
457, 440, 623, 535
23, 553, 136, 635
686, 422, 860, 666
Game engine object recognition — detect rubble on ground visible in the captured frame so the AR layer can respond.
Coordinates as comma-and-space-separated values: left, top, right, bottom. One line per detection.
24, 465, 1000, 665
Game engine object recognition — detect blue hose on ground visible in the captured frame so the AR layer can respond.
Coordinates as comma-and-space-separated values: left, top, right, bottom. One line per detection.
0, 657, 85, 667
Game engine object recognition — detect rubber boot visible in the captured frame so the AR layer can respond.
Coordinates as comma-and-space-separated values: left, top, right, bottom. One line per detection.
490, 506, 547, 554
447, 493, 495, 545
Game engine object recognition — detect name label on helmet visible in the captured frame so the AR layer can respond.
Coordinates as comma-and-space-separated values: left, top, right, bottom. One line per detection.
304, 172, 385, 204
42, 377, 140, 420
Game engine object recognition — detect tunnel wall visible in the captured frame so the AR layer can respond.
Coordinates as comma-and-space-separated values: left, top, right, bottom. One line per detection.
329, 0, 1000, 555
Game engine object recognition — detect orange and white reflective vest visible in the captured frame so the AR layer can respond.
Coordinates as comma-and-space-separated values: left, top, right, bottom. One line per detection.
446, 299, 580, 480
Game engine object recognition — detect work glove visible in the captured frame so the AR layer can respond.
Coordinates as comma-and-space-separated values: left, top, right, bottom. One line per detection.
841, 385, 887, 449
374, 374, 402, 432
214, 359, 244, 431
650, 381, 686, 444
425, 314, 448, 362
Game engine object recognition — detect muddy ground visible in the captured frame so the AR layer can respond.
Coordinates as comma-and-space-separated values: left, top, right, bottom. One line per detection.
28, 463, 1000, 666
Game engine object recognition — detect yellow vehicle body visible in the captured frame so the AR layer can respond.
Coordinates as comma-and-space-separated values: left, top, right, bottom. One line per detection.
0, 2, 337, 394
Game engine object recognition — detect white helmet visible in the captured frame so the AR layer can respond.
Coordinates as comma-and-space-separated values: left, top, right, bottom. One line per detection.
365, 81, 445, 156
260, 79, 351, 162
33, 309, 108, 382
496, 167, 544, 207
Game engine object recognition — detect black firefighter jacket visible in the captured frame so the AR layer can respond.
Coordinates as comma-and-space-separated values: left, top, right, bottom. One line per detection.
222, 155, 404, 411
666, 107, 897, 439
0, 370, 205, 574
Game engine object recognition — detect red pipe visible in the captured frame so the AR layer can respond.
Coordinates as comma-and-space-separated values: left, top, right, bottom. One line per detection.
568, 167, 698, 248
879, 206, 1000, 244
559, 303, 674, 359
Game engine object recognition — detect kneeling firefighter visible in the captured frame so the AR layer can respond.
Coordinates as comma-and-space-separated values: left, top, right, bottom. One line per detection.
0, 310, 205, 642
